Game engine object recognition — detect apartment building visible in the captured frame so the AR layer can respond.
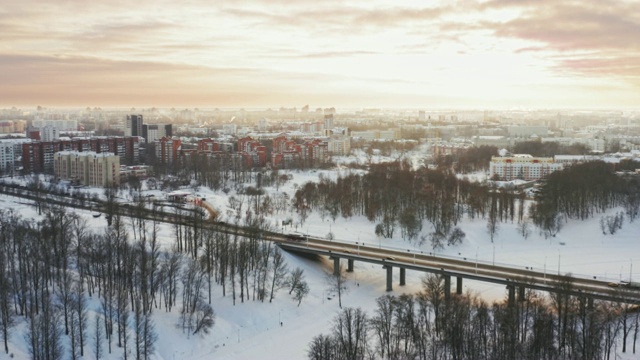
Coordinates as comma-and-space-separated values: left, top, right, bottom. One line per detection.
489, 155, 564, 181
54, 151, 120, 187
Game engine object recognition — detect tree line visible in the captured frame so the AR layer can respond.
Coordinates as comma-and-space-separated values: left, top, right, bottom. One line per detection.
531, 161, 640, 237
293, 162, 526, 247
308, 274, 640, 360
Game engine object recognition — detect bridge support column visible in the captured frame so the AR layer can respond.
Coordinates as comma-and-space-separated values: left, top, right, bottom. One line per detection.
347, 259, 354, 272
507, 285, 515, 307
588, 297, 594, 310
518, 286, 526, 302
399, 268, 406, 286
443, 275, 451, 300
332, 257, 340, 276
386, 266, 393, 292
456, 277, 463, 295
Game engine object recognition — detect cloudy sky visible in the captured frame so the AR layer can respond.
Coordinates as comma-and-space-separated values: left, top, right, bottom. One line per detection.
1, 0, 639, 109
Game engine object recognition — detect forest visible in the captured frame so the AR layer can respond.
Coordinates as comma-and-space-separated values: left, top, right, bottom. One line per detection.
0, 197, 309, 360
292, 160, 640, 246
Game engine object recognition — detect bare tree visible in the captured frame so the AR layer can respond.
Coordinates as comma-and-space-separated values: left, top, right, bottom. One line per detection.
94, 314, 103, 360
269, 247, 289, 302
332, 307, 369, 360
326, 264, 348, 309
286, 267, 306, 295
293, 281, 310, 307
192, 303, 216, 335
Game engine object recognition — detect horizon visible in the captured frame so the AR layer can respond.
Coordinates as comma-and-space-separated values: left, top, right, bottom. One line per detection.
2, 0, 639, 109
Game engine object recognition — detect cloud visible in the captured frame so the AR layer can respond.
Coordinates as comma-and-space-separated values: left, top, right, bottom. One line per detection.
482, 0, 640, 82
0, 54, 277, 106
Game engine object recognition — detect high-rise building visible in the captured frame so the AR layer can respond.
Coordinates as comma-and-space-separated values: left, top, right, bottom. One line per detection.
324, 114, 334, 131
126, 114, 143, 137
142, 123, 172, 143
156, 137, 181, 164
41, 125, 60, 142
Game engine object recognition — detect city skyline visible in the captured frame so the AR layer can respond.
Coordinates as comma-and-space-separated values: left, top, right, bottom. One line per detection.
1, 0, 639, 109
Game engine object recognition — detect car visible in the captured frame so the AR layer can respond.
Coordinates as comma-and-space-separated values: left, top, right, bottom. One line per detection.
385, 256, 395, 261
607, 282, 619, 288
342, 248, 352, 254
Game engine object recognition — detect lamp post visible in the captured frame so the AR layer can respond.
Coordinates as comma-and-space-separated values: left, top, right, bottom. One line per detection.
475, 247, 478, 274
557, 250, 561, 276
492, 243, 495, 266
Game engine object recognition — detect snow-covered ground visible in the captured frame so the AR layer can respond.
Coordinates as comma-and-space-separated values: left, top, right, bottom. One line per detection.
1, 166, 640, 359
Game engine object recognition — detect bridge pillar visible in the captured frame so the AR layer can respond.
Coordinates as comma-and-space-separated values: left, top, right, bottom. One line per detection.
507, 285, 515, 307
399, 268, 406, 286
456, 277, 463, 295
518, 286, 526, 302
347, 259, 354, 272
386, 266, 393, 292
587, 297, 594, 310
443, 275, 451, 300
332, 257, 340, 276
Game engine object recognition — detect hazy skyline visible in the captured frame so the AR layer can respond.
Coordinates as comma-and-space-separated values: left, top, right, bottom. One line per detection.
1, 0, 639, 109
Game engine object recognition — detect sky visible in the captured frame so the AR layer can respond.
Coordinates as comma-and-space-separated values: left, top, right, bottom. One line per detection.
1, 0, 639, 109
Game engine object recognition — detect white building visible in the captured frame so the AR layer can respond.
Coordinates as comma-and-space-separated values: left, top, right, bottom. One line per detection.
490, 155, 563, 181
222, 124, 237, 135
508, 125, 548, 138
540, 137, 605, 152
41, 125, 60, 142
54, 151, 120, 187
328, 135, 351, 156
0, 138, 30, 174
32, 119, 78, 131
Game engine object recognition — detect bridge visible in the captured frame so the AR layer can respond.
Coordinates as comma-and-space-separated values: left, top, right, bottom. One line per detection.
274, 235, 640, 306
0, 182, 638, 306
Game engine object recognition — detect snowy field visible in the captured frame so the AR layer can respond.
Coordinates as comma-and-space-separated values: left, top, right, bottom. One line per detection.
1, 165, 639, 359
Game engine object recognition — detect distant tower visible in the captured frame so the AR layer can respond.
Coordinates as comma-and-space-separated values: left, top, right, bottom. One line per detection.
126, 114, 143, 137
419, 110, 426, 121
324, 114, 334, 130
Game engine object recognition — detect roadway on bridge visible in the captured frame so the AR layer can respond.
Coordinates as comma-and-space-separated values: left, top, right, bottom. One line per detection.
278, 236, 640, 304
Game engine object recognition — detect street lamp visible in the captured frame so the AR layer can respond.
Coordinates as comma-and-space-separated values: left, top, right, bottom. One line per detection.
492, 243, 495, 266
557, 250, 561, 276
475, 247, 478, 274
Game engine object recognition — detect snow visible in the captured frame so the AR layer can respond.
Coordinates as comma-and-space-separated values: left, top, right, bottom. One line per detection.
1, 168, 640, 359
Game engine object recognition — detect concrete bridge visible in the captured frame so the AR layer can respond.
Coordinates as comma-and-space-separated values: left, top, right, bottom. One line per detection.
277, 237, 640, 306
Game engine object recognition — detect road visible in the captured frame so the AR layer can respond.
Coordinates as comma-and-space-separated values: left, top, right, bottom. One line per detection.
276, 236, 640, 304
1, 182, 638, 304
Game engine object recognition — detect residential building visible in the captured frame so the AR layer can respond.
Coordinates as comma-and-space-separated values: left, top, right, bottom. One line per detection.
327, 135, 351, 156
41, 125, 60, 142
142, 123, 172, 143
489, 155, 563, 181
21, 136, 140, 174
54, 151, 120, 187
156, 137, 182, 164
126, 114, 143, 137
